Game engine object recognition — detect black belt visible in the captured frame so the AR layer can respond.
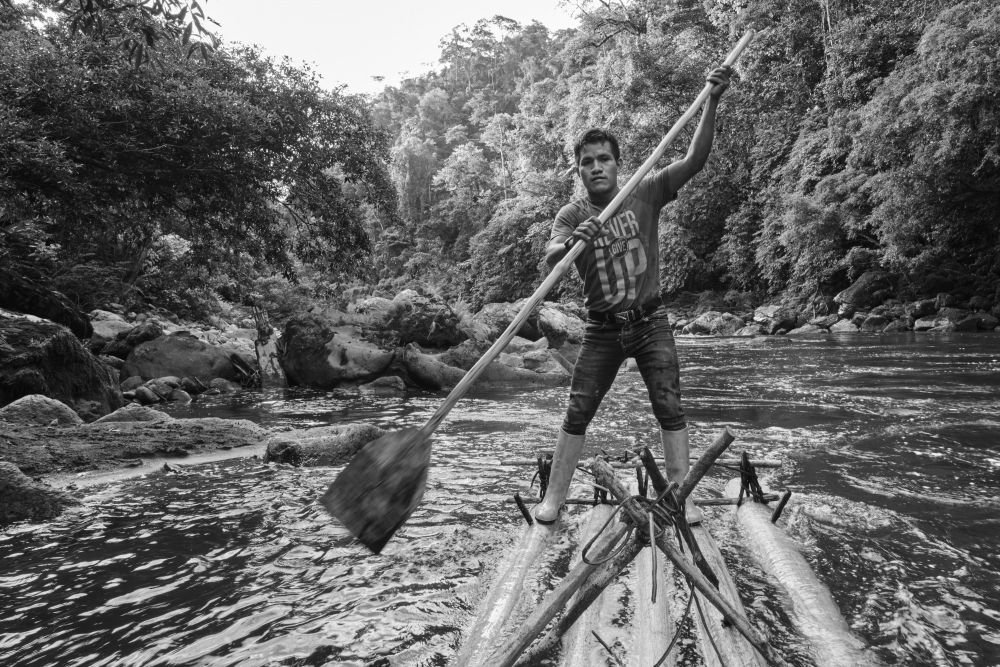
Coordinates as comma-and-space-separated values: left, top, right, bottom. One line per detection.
588, 297, 663, 323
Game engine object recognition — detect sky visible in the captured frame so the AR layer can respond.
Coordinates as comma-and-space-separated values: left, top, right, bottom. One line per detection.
203, 0, 580, 95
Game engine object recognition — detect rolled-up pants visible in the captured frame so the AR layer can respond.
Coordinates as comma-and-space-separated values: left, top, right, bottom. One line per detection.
562, 305, 685, 435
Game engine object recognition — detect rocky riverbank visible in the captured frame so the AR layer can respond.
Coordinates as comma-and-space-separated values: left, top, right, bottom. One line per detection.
2, 270, 998, 525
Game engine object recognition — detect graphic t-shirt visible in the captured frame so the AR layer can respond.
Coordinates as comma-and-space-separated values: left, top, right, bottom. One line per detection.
550, 168, 676, 312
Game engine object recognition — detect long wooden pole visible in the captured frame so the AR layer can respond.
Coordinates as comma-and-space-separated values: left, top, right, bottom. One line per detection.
416, 29, 756, 439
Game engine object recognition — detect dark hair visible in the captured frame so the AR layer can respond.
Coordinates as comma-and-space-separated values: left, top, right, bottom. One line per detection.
573, 128, 621, 165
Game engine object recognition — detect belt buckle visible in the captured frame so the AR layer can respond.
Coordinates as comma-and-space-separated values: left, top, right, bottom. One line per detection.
615, 309, 639, 323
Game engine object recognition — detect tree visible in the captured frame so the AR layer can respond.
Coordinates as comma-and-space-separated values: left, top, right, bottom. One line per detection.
1, 5, 396, 312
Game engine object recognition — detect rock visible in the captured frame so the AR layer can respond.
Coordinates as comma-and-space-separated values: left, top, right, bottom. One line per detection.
436, 339, 490, 370
472, 301, 542, 341
914, 315, 954, 332
0, 395, 83, 426
180, 377, 209, 394
807, 314, 839, 329
358, 376, 407, 395
0, 317, 123, 417
133, 386, 162, 404
834, 270, 895, 311
830, 319, 860, 333
735, 324, 767, 337
265, 423, 387, 466
498, 352, 524, 368
208, 378, 241, 393
0, 416, 267, 478
280, 316, 394, 389
0, 269, 92, 339
505, 336, 550, 355
121, 376, 144, 392
752, 305, 798, 335
400, 343, 569, 391
905, 299, 937, 319
385, 290, 467, 348
882, 319, 911, 333
122, 331, 248, 382
89, 309, 124, 322
144, 379, 176, 399
861, 314, 890, 333
89, 317, 133, 351
976, 313, 999, 330
0, 461, 80, 524
682, 311, 745, 336
786, 323, 828, 336
537, 304, 585, 348
169, 389, 193, 403
101, 320, 166, 360
935, 293, 959, 309
93, 404, 172, 423
99, 355, 125, 371
969, 295, 992, 312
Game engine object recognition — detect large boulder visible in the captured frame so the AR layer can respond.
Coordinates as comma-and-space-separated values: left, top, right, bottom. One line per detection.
264, 423, 387, 466
0, 461, 80, 524
472, 300, 542, 341
0, 395, 83, 426
121, 331, 252, 382
537, 304, 585, 348
682, 311, 745, 336
280, 316, 394, 389
0, 268, 92, 339
753, 305, 799, 334
385, 290, 467, 348
834, 270, 895, 313
0, 316, 123, 417
101, 320, 165, 360
88, 311, 134, 352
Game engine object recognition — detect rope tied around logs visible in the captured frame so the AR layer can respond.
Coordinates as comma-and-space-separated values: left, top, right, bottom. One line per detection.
737, 450, 767, 505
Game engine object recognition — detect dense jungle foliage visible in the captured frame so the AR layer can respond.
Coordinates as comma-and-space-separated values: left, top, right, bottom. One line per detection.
2, 0, 999, 320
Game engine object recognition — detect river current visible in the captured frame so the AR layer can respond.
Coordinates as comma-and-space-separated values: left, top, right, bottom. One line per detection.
1, 333, 998, 666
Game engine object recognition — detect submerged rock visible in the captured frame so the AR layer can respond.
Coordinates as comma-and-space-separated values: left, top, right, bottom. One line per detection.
0, 461, 80, 524
265, 423, 387, 466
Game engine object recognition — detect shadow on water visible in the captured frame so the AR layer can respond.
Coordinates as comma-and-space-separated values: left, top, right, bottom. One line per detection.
1, 333, 999, 665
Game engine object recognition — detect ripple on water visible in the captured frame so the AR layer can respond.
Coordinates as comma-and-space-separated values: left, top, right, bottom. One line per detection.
3, 336, 1000, 666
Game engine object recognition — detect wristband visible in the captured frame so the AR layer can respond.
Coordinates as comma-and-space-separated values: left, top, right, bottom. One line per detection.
563, 237, 576, 251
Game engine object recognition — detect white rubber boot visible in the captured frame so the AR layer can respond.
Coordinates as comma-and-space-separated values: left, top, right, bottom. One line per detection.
660, 426, 703, 524
533, 429, 586, 524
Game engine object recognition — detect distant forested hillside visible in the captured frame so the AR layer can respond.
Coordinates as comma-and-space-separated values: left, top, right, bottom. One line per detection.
2, 0, 998, 320
370, 0, 1000, 308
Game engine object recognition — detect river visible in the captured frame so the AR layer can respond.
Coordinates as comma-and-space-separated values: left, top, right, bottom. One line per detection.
1, 333, 998, 666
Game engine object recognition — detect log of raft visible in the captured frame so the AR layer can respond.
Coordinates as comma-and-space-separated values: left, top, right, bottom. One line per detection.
559, 503, 626, 666
688, 521, 766, 667
631, 540, 677, 666
455, 521, 560, 666
724, 478, 884, 666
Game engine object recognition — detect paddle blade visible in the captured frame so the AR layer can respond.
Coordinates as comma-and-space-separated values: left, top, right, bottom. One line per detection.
320, 427, 432, 554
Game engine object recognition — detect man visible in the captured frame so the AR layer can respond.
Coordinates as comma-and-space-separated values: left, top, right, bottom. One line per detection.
533, 65, 733, 525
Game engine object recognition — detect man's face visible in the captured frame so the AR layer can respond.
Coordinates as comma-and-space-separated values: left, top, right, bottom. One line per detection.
578, 141, 619, 198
